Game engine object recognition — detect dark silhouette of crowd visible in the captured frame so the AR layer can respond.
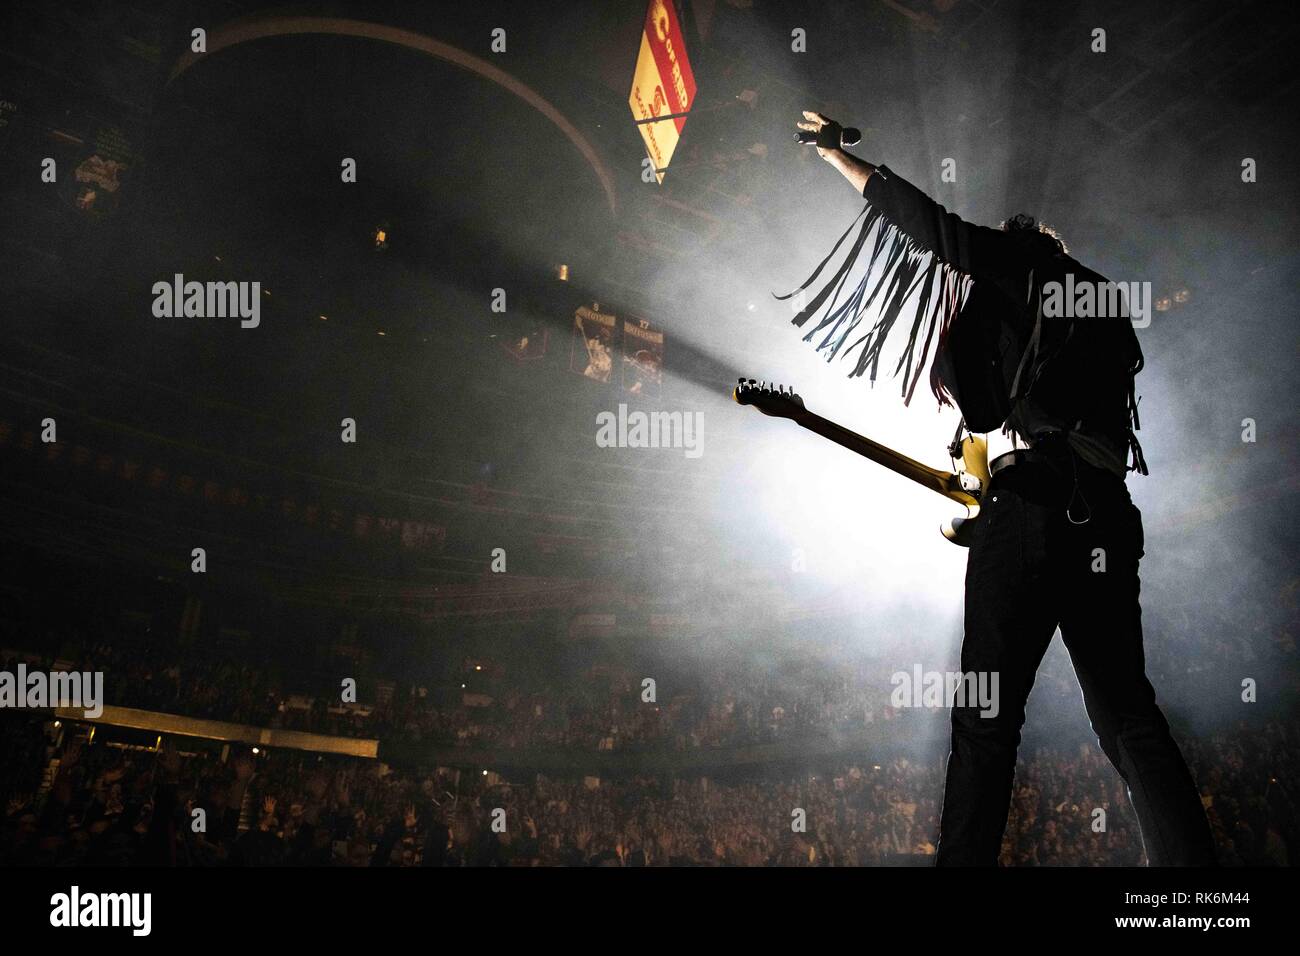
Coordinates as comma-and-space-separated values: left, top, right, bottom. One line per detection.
1, 583, 1295, 867
1, 707, 1294, 866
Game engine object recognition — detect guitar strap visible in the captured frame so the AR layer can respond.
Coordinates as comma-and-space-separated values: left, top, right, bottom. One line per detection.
948, 416, 967, 461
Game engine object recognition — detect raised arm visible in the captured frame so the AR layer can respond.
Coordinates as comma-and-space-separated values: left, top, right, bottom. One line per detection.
798, 111, 877, 194
797, 110, 1009, 285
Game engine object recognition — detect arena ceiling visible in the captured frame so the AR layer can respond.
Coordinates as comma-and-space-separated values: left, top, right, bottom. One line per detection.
0, 0, 1295, 613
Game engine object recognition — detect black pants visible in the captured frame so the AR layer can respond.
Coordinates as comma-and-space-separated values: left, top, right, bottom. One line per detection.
935, 447, 1215, 866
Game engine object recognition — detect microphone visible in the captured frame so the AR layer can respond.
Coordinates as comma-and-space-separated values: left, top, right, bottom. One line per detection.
794, 126, 862, 148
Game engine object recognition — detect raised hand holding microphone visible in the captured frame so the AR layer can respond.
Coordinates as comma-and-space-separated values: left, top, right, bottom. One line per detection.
794, 111, 861, 154
796, 110, 876, 193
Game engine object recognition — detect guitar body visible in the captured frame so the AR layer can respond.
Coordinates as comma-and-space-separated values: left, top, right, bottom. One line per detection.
733, 379, 990, 547
941, 435, 988, 546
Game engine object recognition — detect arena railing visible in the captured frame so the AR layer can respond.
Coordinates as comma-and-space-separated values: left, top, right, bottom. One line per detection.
53, 704, 379, 759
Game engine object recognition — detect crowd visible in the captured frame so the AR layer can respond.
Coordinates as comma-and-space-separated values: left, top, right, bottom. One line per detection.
14, 618, 1295, 759
28, 641, 378, 739
1, 710, 1293, 866
1, 581, 1294, 867
0, 640, 1041, 752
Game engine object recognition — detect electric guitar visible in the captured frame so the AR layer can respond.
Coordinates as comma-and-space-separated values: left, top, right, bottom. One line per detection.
732, 378, 989, 546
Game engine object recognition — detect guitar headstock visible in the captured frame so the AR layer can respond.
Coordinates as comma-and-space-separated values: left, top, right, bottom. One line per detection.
732, 378, 806, 419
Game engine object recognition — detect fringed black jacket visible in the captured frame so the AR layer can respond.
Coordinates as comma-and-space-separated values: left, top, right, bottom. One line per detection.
780, 164, 1147, 477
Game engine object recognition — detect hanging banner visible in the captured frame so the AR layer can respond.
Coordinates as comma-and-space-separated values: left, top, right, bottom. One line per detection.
628, 0, 697, 183
49, 119, 137, 220
70, 125, 135, 219
621, 316, 665, 399
570, 303, 618, 383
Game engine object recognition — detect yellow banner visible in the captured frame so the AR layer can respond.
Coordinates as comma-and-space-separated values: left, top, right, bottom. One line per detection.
628, 33, 678, 183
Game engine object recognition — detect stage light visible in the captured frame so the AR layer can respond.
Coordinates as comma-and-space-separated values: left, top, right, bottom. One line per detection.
556, 264, 570, 281
319, 315, 328, 321
373, 226, 389, 251
252, 747, 260, 754
1173, 288, 1191, 304
1155, 296, 1172, 312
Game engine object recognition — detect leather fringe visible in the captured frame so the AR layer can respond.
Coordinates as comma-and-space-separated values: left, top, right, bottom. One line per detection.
775, 206, 972, 408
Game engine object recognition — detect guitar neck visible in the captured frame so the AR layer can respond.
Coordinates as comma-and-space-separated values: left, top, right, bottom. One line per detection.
793, 410, 976, 507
